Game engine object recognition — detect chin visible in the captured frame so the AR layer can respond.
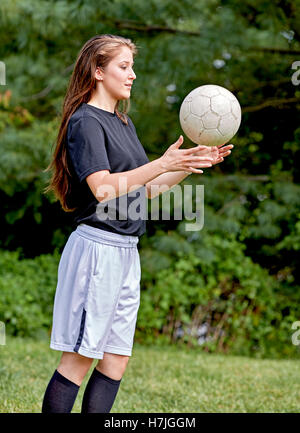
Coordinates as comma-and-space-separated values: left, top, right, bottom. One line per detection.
119, 94, 131, 100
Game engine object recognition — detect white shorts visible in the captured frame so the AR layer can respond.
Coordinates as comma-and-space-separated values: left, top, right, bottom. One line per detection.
50, 223, 141, 359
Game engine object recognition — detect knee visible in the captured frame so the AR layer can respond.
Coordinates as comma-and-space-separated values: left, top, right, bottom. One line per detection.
57, 352, 94, 386
96, 353, 130, 381
119, 356, 130, 374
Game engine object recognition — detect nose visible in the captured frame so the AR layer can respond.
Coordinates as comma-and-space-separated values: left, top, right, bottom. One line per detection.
129, 68, 136, 81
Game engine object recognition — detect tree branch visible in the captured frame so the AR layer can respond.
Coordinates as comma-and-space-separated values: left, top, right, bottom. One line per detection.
20, 64, 74, 102
251, 77, 291, 90
249, 46, 300, 55
242, 97, 300, 113
114, 19, 200, 36
114, 19, 300, 55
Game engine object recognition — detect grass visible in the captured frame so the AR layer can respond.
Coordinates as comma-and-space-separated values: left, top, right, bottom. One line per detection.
0, 335, 300, 413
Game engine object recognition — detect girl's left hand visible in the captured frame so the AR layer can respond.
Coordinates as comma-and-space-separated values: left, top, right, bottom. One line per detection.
193, 143, 234, 165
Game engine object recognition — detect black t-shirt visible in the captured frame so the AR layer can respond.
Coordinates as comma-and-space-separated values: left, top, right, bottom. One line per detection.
66, 102, 150, 237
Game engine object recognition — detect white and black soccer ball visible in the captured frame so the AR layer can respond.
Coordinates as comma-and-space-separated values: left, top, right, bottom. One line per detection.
179, 84, 241, 146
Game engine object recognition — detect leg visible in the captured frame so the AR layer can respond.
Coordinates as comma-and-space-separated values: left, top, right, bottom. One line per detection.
96, 352, 130, 380
81, 353, 129, 413
42, 351, 94, 413
57, 351, 94, 386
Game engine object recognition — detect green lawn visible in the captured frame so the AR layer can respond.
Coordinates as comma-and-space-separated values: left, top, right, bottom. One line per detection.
0, 336, 299, 413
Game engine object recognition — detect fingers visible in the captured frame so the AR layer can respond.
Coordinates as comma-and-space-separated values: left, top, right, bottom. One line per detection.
185, 167, 204, 174
187, 155, 214, 163
172, 135, 184, 149
217, 143, 234, 150
183, 156, 213, 171
192, 145, 208, 151
219, 150, 231, 157
182, 144, 204, 154
183, 143, 234, 154
218, 144, 234, 158
214, 157, 224, 164
221, 146, 233, 152
193, 148, 215, 156
184, 161, 212, 170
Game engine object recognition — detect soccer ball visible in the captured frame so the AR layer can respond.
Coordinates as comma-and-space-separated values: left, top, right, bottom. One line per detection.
179, 84, 241, 146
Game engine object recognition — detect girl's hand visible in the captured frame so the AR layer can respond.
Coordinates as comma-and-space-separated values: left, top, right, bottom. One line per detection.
192, 143, 234, 165
160, 135, 214, 174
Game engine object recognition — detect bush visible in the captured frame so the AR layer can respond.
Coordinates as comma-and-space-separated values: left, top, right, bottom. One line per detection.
136, 230, 300, 359
0, 249, 59, 338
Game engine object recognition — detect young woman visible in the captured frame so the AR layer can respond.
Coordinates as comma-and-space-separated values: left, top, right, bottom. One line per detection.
42, 34, 233, 413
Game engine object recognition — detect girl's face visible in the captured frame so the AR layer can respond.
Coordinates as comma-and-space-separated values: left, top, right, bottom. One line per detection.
97, 46, 136, 102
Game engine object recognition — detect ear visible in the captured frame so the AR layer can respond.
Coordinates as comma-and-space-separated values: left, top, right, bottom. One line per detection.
95, 66, 103, 81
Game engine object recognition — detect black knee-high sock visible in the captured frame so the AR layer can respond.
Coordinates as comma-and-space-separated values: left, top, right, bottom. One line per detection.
81, 367, 122, 413
42, 369, 80, 413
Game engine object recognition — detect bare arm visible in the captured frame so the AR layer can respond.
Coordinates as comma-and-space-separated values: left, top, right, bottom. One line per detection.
145, 171, 191, 199
86, 158, 167, 203
86, 136, 215, 203
145, 143, 234, 199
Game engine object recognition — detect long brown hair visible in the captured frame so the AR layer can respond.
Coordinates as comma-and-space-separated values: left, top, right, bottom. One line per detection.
43, 34, 138, 211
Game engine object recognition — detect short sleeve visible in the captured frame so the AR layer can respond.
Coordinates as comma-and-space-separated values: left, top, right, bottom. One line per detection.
67, 116, 111, 183
127, 116, 150, 165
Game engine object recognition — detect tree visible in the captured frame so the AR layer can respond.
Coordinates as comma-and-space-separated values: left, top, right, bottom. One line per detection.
0, 0, 299, 293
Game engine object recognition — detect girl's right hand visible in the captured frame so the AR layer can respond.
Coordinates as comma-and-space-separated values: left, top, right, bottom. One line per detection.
159, 135, 214, 174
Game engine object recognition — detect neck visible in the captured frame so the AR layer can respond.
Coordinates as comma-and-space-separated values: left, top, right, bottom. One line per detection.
88, 89, 117, 114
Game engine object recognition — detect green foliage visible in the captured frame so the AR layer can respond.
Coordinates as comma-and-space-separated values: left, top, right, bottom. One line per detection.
0, 0, 299, 255
277, 216, 300, 252
0, 249, 59, 337
0, 0, 299, 358
137, 230, 300, 359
